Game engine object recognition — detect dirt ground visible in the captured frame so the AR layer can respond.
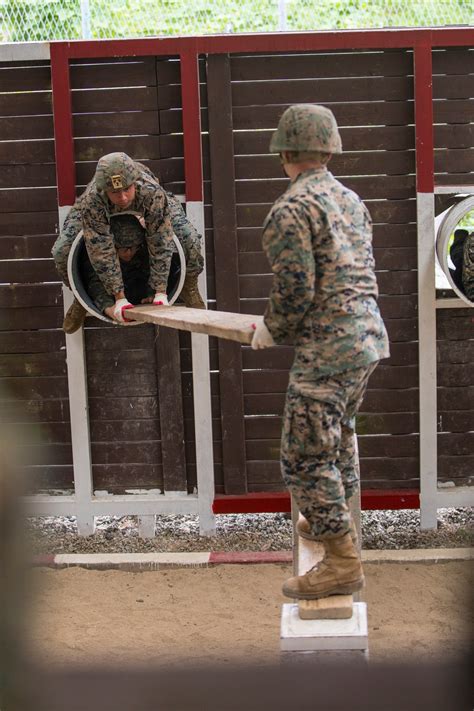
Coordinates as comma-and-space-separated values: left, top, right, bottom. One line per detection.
24, 560, 472, 668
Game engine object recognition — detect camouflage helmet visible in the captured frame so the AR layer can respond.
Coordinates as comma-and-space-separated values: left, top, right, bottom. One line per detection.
95, 152, 140, 192
269, 104, 342, 155
110, 212, 146, 249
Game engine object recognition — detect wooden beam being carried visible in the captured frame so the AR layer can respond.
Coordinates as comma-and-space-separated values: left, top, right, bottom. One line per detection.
127, 305, 260, 345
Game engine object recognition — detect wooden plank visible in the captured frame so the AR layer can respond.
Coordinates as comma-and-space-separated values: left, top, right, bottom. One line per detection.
238, 223, 418, 253
0, 91, 52, 116
0, 307, 63, 331
74, 135, 161, 163
232, 125, 415, 155
0, 329, 64, 354
0, 189, 57, 213
208, 52, 247, 495
127, 305, 259, 344
0, 352, 66, 377
72, 87, 158, 114
231, 77, 412, 106
0, 284, 61, 308
433, 75, 474, 100
432, 48, 474, 75
70, 57, 156, 89
92, 463, 163, 491
231, 101, 413, 131
234, 152, 415, 180
0, 398, 70, 423
90, 419, 160, 441
230, 50, 412, 81
433, 98, 474, 124
238, 269, 417, 298
0, 115, 53, 141
232, 199, 416, 229
435, 124, 474, 150
89, 396, 158, 420
155, 326, 187, 491
0, 64, 51, 91
73, 111, 161, 138
236, 175, 416, 203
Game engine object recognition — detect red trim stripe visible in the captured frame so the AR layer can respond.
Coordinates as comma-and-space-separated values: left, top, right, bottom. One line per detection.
213, 490, 420, 514
209, 551, 292, 565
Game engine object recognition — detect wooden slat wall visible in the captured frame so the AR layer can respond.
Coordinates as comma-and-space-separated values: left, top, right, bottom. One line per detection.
0, 45, 471, 499
433, 47, 474, 485
216, 49, 419, 491
432, 48, 474, 186
69, 55, 212, 494
0, 59, 72, 491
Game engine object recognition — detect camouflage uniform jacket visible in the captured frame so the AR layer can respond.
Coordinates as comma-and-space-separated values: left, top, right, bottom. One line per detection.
52, 172, 203, 289
262, 167, 390, 379
462, 233, 474, 301
80, 171, 173, 295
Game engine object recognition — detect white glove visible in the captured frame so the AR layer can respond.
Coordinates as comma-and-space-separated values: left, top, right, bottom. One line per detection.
113, 298, 134, 323
251, 319, 275, 350
153, 292, 169, 306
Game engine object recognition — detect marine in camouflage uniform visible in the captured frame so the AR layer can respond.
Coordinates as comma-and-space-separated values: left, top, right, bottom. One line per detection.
52, 154, 205, 332
251, 104, 389, 600
462, 231, 474, 301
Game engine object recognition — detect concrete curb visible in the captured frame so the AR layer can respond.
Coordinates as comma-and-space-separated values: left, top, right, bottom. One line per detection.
31, 547, 473, 571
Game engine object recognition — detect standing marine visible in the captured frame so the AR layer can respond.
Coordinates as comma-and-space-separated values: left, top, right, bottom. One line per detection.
251, 104, 390, 599
52, 152, 205, 332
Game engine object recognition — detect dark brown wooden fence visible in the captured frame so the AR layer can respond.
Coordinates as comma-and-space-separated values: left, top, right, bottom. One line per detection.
0, 45, 472, 498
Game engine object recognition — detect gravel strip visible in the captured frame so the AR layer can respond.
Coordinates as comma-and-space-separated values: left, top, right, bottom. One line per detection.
26, 508, 473, 555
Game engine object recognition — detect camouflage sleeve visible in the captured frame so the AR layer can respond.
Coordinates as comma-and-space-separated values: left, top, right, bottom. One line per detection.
143, 190, 175, 293
51, 203, 83, 287
82, 197, 124, 295
462, 233, 474, 301
166, 192, 204, 275
262, 202, 317, 344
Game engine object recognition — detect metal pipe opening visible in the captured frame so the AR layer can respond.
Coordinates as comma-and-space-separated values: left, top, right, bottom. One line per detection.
435, 195, 474, 307
67, 232, 186, 325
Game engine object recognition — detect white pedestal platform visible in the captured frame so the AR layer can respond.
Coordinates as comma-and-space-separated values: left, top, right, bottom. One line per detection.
280, 601, 368, 653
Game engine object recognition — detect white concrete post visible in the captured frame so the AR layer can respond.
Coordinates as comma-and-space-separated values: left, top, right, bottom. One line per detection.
417, 192, 438, 530
59, 205, 95, 535
186, 201, 216, 535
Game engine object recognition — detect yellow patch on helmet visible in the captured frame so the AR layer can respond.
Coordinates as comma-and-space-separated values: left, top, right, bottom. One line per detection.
111, 175, 124, 189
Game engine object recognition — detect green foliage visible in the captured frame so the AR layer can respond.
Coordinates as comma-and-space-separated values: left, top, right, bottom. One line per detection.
1, 0, 473, 41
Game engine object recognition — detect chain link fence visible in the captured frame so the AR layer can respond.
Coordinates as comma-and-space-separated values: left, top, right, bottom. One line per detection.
1, 0, 472, 42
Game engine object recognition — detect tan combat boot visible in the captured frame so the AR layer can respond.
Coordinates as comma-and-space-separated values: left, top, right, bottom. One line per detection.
296, 516, 359, 548
63, 298, 86, 334
282, 532, 364, 600
179, 274, 206, 309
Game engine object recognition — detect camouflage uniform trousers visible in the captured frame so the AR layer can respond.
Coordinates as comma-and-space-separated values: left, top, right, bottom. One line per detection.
281, 362, 378, 540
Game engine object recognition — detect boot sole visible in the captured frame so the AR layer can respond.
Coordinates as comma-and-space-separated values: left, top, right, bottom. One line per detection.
282, 577, 365, 600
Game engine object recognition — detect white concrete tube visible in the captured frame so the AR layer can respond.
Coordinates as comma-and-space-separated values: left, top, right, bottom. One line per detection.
67, 231, 187, 324
435, 196, 474, 307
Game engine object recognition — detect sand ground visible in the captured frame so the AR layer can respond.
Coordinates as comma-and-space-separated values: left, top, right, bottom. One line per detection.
24, 560, 472, 668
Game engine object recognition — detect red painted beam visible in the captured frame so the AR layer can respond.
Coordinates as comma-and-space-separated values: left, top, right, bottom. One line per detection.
51, 27, 474, 61
414, 44, 434, 194
180, 49, 203, 202
213, 490, 420, 514
50, 43, 76, 206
